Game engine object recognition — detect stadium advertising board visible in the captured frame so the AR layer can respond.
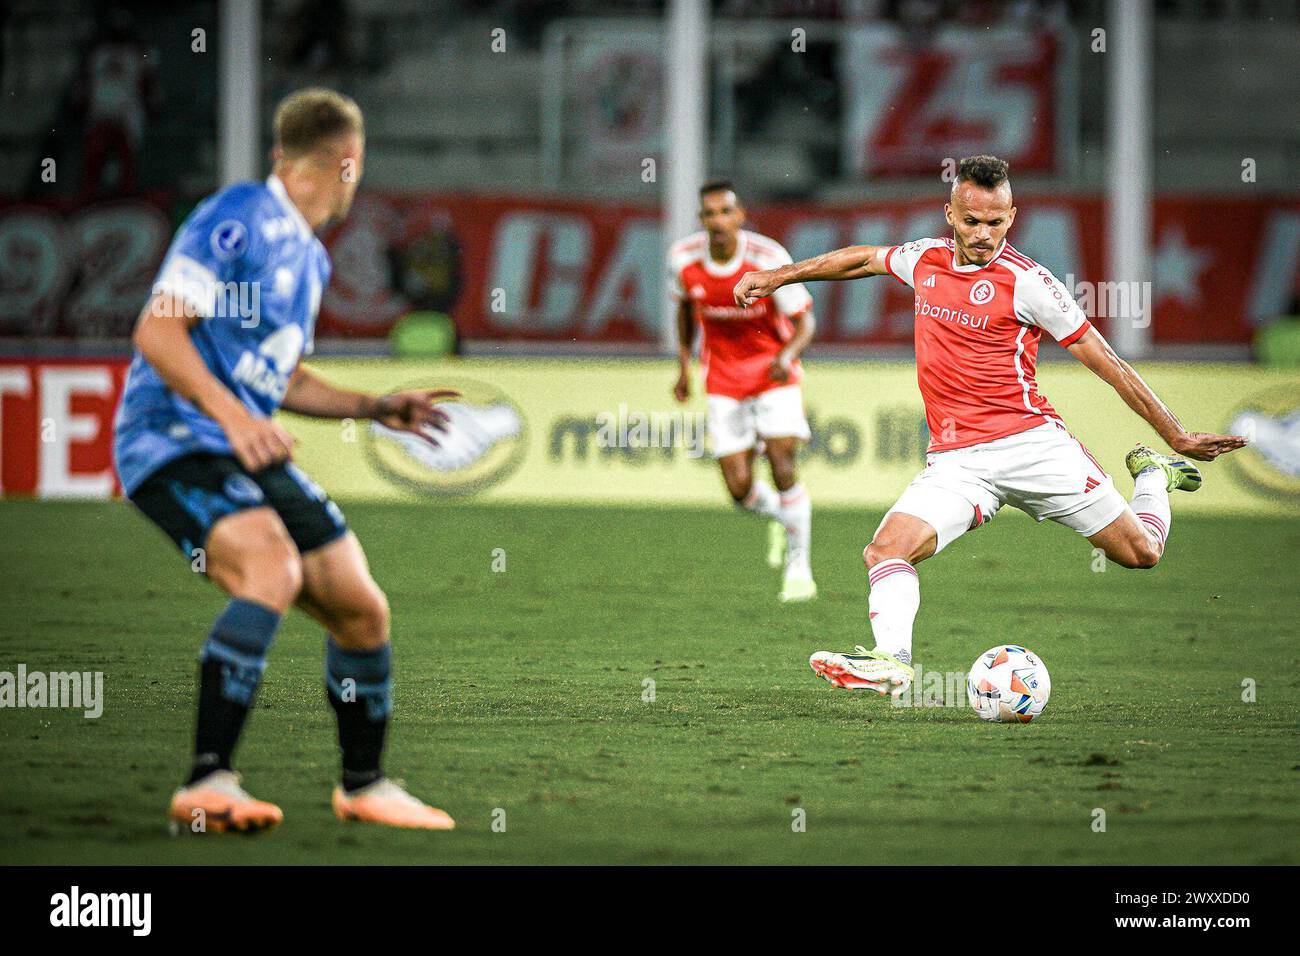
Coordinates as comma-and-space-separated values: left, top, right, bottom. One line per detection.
4, 358, 1292, 514
0, 199, 174, 340
0, 358, 127, 497
839, 24, 1068, 177
316, 193, 1298, 347
3, 195, 1293, 349
287, 359, 1300, 514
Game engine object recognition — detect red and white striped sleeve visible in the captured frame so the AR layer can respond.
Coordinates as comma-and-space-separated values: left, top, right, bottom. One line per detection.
666, 235, 702, 301
1012, 262, 1092, 346
884, 238, 948, 288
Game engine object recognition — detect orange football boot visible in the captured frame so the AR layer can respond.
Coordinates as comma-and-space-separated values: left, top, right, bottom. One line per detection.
332, 778, 455, 830
168, 770, 283, 834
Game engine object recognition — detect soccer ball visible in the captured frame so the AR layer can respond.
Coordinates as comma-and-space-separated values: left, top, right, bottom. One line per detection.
967, 645, 1051, 722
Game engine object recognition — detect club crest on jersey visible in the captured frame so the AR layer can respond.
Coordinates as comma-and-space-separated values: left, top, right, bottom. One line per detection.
211, 220, 248, 260
969, 279, 995, 305
231, 324, 304, 401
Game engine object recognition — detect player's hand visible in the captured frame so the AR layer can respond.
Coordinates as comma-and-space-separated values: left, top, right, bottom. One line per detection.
1169, 431, 1248, 461
224, 414, 296, 472
673, 371, 690, 403
373, 388, 460, 436
769, 352, 793, 382
734, 269, 781, 307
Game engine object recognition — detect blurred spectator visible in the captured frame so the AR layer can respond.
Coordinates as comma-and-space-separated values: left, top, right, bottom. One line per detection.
286, 0, 353, 73
75, 9, 161, 199
716, 1, 843, 15
893, 0, 944, 46
953, 0, 1002, 26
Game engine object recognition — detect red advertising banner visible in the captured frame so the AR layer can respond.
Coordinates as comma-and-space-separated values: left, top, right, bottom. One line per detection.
318, 192, 1299, 347
0, 359, 128, 497
1, 193, 1296, 348
840, 25, 1067, 178
0, 196, 174, 340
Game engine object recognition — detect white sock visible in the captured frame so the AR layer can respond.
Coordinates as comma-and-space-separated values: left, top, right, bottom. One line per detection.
739, 479, 781, 521
779, 482, 811, 577
1130, 467, 1171, 553
867, 558, 919, 665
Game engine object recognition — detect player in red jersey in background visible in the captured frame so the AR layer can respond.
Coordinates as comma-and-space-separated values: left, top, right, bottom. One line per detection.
734, 156, 1247, 691
670, 180, 818, 602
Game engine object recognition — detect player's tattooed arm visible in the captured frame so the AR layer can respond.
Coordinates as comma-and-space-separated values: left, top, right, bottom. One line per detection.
133, 291, 296, 470
1066, 328, 1247, 461
673, 300, 695, 402
734, 245, 890, 306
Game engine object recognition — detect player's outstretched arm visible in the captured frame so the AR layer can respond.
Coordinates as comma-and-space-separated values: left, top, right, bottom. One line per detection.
133, 292, 296, 471
1065, 327, 1247, 461
734, 245, 890, 306
281, 365, 458, 436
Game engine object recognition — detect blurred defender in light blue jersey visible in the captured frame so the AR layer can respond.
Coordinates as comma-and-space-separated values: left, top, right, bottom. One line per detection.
114, 88, 458, 833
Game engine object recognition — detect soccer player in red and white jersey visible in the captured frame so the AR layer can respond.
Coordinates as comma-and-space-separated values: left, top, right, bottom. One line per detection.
670, 180, 818, 602
733, 156, 1247, 692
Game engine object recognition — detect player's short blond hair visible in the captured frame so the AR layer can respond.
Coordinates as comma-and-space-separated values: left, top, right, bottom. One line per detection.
273, 88, 364, 158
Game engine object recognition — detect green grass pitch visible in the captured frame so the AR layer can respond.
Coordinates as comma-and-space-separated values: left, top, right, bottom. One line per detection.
0, 499, 1296, 865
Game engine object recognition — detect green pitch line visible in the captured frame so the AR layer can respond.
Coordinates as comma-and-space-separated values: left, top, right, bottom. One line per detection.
0, 500, 1295, 865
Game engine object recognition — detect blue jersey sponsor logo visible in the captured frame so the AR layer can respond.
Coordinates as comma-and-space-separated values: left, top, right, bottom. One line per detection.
230, 324, 306, 402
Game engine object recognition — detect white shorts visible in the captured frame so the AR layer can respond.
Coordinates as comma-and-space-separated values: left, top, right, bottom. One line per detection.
707, 385, 811, 459
880, 421, 1128, 554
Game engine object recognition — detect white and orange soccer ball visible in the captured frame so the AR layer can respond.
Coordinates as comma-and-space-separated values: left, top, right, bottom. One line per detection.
967, 645, 1051, 722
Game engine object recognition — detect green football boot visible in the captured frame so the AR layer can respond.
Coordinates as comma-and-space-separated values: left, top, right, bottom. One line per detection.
1125, 443, 1202, 493
809, 645, 914, 697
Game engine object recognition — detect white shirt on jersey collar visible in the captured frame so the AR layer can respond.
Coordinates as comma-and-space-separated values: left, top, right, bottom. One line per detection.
950, 238, 1006, 273
703, 230, 748, 277
266, 173, 314, 242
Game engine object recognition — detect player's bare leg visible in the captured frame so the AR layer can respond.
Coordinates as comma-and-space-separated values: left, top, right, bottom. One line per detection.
1088, 443, 1201, 569
718, 447, 757, 501
1089, 446, 1193, 568
863, 511, 939, 569
296, 533, 454, 830
170, 508, 301, 834
1087, 511, 1163, 569
810, 512, 936, 694
765, 436, 816, 602
720, 448, 787, 567
205, 507, 305, 611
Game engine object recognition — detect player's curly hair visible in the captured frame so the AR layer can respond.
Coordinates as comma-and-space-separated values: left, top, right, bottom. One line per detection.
954, 155, 1010, 191
274, 88, 364, 158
